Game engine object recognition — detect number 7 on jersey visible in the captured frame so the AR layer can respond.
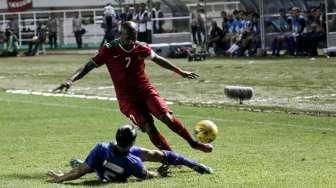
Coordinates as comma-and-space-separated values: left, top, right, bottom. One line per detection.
125, 57, 131, 68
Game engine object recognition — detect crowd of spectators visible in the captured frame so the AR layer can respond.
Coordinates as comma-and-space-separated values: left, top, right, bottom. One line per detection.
0, 2, 166, 57
269, 6, 326, 57
100, 2, 164, 45
205, 9, 261, 57
0, 3, 329, 58
204, 5, 327, 58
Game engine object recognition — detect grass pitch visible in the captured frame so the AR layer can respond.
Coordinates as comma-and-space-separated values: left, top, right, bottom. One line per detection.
0, 92, 336, 187
0, 55, 336, 112
0, 55, 336, 187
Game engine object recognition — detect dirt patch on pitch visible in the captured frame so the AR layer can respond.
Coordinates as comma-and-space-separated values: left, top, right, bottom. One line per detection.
5, 86, 336, 117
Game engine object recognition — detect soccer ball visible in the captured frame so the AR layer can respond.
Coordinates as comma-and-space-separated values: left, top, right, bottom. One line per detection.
194, 120, 218, 143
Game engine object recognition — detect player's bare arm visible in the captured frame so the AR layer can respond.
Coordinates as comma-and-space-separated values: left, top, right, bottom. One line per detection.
47, 161, 93, 183
152, 55, 200, 79
52, 60, 97, 93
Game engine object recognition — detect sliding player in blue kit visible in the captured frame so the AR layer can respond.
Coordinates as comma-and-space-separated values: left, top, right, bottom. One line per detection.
47, 125, 213, 184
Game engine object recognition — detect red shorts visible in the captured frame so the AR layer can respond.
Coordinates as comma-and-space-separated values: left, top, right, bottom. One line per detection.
119, 90, 170, 128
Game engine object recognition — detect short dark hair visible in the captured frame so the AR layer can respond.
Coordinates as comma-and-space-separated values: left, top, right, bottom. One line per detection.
116, 125, 137, 149
122, 21, 137, 36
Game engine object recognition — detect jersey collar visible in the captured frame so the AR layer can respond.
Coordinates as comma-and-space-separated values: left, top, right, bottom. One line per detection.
119, 43, 135, 53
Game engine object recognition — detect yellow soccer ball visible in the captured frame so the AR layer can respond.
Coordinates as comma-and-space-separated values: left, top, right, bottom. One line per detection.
194, 120, 218, 143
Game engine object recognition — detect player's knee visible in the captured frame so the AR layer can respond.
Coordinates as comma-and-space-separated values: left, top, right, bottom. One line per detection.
142, 122, 158, 134
151, 150, 164, 161
159, 112, 174, 125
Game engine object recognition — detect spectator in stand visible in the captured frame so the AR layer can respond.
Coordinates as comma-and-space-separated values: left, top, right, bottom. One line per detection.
311, 6, 326, 31
152, 2, 164, 34
271, 9, 290, 56
286, 7, 306, 56
73, 13, 84, 49
221, 11, 233, 51
191, 11, 200, 45
229, 10, 243, 33
303, 22, 325, 57
248, 13, 261, 56
137, 3, 150, 43
207, 21, 225, 55
47, 13, 58, 49
0, 29, 19, 57
0, 30, 4, 50
146, 3, 153, 44
101, 3, 118, 46
8, 18, 19, 37
221, 11, 231, 34
120, 5, 133, 23
197, 8, 206, 46
25, 22, 47, 56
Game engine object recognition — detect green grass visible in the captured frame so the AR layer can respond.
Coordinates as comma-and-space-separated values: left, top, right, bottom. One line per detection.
0, 91, 336, 187
0, 55, 336, 187
0, 55, 336, 112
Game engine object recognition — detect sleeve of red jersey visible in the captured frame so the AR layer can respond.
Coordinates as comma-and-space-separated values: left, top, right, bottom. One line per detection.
143, 44, 157, 61
91, 45, 109, 67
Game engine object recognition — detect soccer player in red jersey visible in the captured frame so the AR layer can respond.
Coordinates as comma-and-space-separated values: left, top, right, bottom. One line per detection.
53, 21, 212, 153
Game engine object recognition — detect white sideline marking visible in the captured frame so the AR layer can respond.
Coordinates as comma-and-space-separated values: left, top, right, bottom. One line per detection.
71, 86, 114, 91
5, 89, 174, 104
179, 114, 336, 132
251, 93, 336, 103
1, 95, 334, 132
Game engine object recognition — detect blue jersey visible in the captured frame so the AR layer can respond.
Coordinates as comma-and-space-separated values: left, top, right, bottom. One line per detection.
84, 143, 145, 182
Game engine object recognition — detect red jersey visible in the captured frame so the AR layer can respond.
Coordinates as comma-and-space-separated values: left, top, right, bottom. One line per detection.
92, 40, 157, 101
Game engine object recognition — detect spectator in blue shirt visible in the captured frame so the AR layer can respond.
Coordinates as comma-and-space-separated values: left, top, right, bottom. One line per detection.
271, 9, 290, 56
286, 7, 306, 56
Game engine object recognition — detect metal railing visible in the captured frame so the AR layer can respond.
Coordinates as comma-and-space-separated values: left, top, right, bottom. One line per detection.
0, 1, 242, 49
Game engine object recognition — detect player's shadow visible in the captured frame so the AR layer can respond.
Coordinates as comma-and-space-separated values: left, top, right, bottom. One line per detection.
63, 180, 106, 186
63, 168, 193, 187
1, 172, 45, 181
1, 168, 193, 186
64, 178, 157, 186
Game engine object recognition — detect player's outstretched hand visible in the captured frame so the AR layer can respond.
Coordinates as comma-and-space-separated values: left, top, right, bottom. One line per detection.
180, 71, 200, 80
46, 170, 64, 183
52, 81, 72, 93
157, 164, 170, 177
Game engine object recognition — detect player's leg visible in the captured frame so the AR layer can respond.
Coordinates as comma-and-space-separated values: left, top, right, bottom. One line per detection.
121, 103, 172, 151
141, 117, 172, 151
162, 150, 213, 174
159, 113, 212, 153
145, 92, 212, 153
135, 147, 213, 174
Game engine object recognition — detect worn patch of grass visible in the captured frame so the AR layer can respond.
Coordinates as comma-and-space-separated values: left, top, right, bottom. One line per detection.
0, 55, 335, 112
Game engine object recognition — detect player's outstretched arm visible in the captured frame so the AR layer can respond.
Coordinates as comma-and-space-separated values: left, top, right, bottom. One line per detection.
47, 163, 93, 183
152, 55, 200, 79
52, 60, 97, 93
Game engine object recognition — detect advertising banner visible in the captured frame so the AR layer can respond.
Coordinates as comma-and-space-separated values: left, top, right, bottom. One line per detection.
7, 0, 32, 12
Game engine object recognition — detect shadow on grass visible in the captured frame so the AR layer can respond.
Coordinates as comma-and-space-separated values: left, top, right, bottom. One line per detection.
1, 172, 45, 180
1, 168, 193, 186
63, 169, 193, 187
63, 179, 147, 186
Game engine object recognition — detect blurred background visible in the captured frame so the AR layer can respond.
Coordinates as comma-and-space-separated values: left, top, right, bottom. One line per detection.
0, 0, 335, 57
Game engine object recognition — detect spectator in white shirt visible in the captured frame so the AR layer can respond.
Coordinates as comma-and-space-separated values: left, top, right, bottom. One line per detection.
72, 13, 83, 49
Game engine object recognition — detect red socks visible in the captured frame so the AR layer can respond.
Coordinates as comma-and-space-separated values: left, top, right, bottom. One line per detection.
166, 116, 196, 145
147, 131, 172, 151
